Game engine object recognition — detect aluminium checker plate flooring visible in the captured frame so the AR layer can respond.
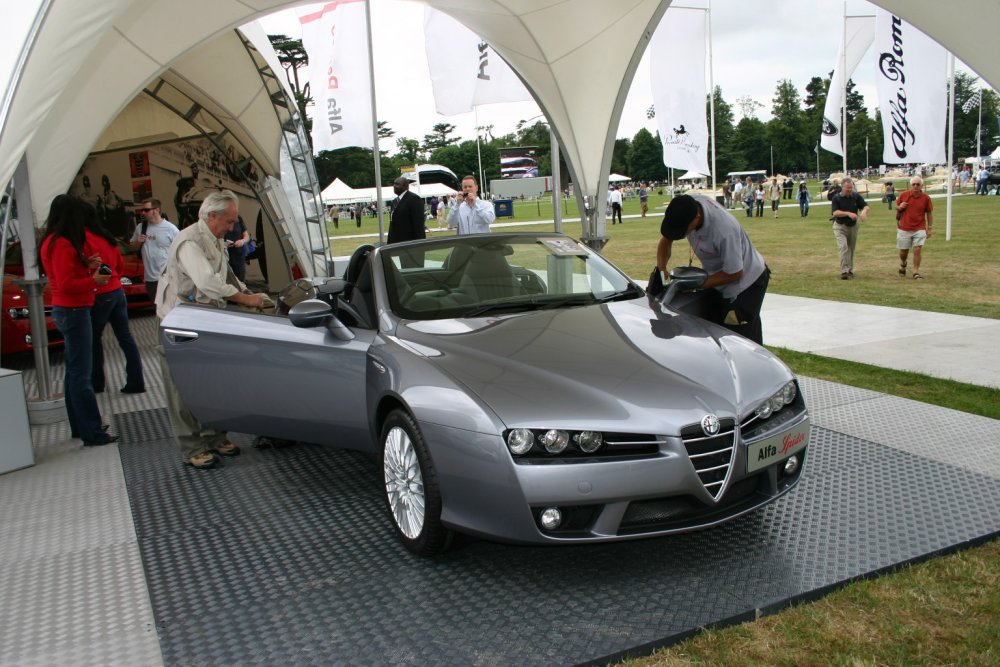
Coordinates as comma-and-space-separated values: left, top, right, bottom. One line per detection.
117, 405, 1000, 666
6, 312, 1000, 666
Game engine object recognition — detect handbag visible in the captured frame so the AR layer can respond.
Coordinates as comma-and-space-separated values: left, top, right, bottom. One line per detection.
243, 238, 257, 257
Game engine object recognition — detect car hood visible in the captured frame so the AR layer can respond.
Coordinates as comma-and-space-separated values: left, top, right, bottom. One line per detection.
397, 299, 791, 433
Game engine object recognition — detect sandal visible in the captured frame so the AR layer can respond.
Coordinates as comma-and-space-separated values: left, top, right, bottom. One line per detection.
185, 451, 219, 469
913, 272, 924, 279
214, 440, 241, 457
899, 262, 907, 277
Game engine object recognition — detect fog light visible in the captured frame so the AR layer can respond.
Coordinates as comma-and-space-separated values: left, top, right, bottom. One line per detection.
540, 429, 569, 454
575, 430, 603, 453
507, 429, 534, 456
783, 455, 800, 476
24, 334, 32, 345
782, 381, 797, 405
539, 507, 562, 530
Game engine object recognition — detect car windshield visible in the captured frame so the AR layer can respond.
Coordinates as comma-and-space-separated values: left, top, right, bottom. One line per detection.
380, 234, 640, 320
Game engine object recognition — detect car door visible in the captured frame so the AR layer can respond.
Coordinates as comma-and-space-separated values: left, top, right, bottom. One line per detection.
162, 304, 376, 448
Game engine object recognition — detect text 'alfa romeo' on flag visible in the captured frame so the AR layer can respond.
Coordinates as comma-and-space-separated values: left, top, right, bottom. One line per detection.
299, 0, 374, 151
873, 10, 947, 164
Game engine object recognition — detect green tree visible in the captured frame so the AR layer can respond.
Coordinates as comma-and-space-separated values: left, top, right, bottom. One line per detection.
611, 138, 631, 176
314, 147, 396, 188
952, 72, 1000, 159
766, 79, 809, 173
626, 128, 666, 182
732, 117, 769, 171
710, 87, 739, 178
395, 138, 423, 164
268, 33, 311, 135
422, 122, 460, 152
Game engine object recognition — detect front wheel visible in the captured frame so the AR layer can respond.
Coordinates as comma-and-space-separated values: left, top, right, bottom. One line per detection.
380, 410, 452, 556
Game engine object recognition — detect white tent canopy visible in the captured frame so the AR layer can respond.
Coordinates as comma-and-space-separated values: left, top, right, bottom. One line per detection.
678, 171, 707, 180
608, 173, 631, 182
3, 0, 1000, 235
325, 182, 458, 206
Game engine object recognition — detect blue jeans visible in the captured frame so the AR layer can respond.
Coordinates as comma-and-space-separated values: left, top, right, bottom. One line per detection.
91, 288, 144, 392
799, 199, 809, 216
53, 306, 108, 442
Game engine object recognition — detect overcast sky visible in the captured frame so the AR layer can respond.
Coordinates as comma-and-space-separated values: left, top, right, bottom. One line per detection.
259, 0, 979, 152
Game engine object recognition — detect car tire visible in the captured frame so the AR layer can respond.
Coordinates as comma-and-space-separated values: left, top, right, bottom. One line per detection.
380, 409, 452, 556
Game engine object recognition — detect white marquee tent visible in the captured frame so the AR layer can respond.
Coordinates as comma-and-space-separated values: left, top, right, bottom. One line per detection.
2, 0, 999, 242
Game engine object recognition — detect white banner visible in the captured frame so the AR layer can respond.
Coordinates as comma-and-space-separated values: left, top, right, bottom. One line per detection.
821, 16, 875, 156
874, 10, 947, 164
650, 7, 709, 176
299, 1, 373, 151
423, 8, 530, 116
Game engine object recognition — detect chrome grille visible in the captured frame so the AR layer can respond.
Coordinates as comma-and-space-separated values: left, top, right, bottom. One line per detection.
680, 419, 736, 501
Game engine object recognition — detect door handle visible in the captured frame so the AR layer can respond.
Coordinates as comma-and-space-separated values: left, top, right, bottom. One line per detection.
163, 328, 199, 343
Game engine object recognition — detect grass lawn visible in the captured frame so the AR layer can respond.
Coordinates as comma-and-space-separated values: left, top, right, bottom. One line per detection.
330, 187, 1000, 665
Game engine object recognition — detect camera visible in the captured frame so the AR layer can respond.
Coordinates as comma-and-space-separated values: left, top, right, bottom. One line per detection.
98, 264, 113, 275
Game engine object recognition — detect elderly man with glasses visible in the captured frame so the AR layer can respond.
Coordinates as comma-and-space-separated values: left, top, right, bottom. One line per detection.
895, 177, 934, 279
129, 198, 179, 301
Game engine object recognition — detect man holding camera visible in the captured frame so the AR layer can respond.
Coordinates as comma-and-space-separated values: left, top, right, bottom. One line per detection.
448, 175, 495, 235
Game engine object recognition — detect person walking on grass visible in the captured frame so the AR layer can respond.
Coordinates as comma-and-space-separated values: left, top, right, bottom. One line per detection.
895, 176, 933, 279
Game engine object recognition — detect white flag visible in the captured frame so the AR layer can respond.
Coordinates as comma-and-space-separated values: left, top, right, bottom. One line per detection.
874, 10, 947, 164
423, 8, 531, 116
650, 7, 709, 176
820, 16, 875, 156
299, 1, 373, 151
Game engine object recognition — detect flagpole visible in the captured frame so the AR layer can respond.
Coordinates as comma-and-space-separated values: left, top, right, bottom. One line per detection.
363, 0, 385, 244
707, 1, 717, 194
475, 106, 485, 197
947, 52, 955, 241
977, 89, 983, 166
841, 0, 848, 175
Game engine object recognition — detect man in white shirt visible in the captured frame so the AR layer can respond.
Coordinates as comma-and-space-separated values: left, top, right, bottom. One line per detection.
129, 198, 179, 302
607, 185, 624, 224
447, 175, 495, 235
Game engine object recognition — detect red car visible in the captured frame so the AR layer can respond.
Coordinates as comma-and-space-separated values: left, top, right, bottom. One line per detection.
2, 242, 62, 355
1, 239, 151, 356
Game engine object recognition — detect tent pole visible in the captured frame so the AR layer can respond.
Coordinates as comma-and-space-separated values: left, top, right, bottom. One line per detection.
946, 53, 955, 241
707, 1, 717, 194
363, 0, 385, 244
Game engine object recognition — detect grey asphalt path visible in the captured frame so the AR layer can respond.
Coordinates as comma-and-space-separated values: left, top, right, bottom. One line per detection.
762, 293, 1000, 389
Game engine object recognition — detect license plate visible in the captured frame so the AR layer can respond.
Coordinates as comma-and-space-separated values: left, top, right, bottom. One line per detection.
746, 418, 810, 473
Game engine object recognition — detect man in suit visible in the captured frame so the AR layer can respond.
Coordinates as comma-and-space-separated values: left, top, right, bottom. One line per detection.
387, 176, 426, 244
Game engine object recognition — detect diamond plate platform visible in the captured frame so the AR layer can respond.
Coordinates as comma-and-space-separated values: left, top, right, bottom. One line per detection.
118, 420, 1000, 666
5, 312, 1000, 667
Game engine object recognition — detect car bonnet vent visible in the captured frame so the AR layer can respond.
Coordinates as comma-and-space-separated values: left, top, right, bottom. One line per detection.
680, 419, 736, 501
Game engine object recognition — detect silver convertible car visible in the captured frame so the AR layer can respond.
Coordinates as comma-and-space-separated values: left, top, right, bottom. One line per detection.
161, 233, 809, 555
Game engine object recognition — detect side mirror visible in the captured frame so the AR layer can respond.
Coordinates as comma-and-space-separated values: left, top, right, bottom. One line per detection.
289, 299, 333, 328
662, 266, 708, 306
289, 299, 356, 341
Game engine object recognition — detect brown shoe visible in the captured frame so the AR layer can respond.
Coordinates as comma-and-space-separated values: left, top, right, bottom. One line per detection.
185, 451, 219, 469
215, 440, 241, 457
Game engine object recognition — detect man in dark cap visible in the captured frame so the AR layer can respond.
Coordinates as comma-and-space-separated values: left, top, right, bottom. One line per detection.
656, 194, 770, 344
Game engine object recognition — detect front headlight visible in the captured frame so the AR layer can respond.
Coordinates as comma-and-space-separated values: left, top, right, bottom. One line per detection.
507, 429, 534, 456
754, 381, 798, 421
504, 428, 610, 458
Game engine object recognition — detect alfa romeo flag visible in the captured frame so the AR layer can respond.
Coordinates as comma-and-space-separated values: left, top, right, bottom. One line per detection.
873, 10, 947, 164
423, 7, 530, 116
299, 1, 374, 151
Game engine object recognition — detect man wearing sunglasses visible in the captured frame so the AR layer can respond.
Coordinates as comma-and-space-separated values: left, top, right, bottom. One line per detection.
895, 177, 933, 279
129, 198, 179, 301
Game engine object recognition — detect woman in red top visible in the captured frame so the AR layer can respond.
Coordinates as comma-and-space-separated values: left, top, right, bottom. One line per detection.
38, 195, 117, 446
84, 216, 145, 394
